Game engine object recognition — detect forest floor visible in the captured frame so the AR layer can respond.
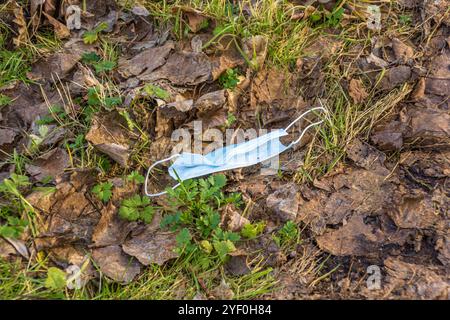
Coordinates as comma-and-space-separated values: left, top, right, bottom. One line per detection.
0, 0, 449, 299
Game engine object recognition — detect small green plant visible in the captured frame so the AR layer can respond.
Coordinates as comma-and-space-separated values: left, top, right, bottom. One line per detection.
119, 195, 155, 223
45, 267, 66, 290
126, 170, 145, 184
273, 220, 299, 247
67, 134, 85, 151
219, 68, 240, 89
97, 156, 112, 173
143, 84, 171, 100
82, 22, 108, 44
92, 182, 113, 203
241, 221, 266, 239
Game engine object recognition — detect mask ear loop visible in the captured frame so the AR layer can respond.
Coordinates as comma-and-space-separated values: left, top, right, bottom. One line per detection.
144, 153, 181, 197
284, 106, 328, 148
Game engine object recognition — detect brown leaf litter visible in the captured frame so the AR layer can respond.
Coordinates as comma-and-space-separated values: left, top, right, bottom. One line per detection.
362, 257, 449, 300
92, 245, 141, 284
27, 170, 180, 283
25, 148, 70, 182
27, 52, 82, 82
139, 50, 212, 85
118, 41, 175, 78
122, 225, 179, 266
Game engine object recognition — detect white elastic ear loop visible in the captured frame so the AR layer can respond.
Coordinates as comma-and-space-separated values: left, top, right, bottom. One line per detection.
144, 153, 181, 197
284, 107, 327, 148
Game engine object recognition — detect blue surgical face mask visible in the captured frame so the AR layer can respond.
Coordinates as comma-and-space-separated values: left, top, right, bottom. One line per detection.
145, 107, 327, 197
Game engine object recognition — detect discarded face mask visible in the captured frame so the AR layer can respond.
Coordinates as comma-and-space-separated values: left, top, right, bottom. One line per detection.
145, 107, 327, 197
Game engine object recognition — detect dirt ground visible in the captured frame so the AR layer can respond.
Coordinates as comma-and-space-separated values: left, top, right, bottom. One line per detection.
0, 1, 449, 299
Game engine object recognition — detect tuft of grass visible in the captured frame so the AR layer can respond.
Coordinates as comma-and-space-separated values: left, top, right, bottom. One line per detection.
144, 0, 325, 67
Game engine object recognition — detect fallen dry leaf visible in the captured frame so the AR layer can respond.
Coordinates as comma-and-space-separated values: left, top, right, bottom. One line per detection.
85, 112, 133, 167
391, 38, 414, 62
26, 148, 69, 182
42, 12, 70, 39
387, 194, 440, 229
370, 121, 407, 151
195, 90, 226, 116
118, 41, 174, 78
379, 65, 412, 91
405, 107, 450, 143
224, 255, 251, 276
122, 226, 179, 266
0, 238, 17, 260
348, 79, 368, 104
210, 36, 245, 80
92, 245, 141, 284
27, 52, 82, 81
383, 257, 449, 299
315, 213, 409, 257
184, 9, 209, 33
139, 51, 212, 86
221, 204, 250, 232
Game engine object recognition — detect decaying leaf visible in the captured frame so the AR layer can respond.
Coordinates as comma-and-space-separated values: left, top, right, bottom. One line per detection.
85, 112, 133, 167
379, 65, 412, 91
0, 238, 17, 260
266, 183, 300, 222
220, 204, 250, 232
242, 35, 268, 70
315, 213, 408, 257
405, 107, 450, 143
387, 194, 440, 229
66, 5, 82, 30
27, 52, 82, 81
370, 121, 407, 151
195, 90, 226, 116
224, 255, 251, 276
210, 36, 245, 80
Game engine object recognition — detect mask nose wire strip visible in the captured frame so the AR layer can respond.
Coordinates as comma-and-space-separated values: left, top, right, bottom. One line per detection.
284, 106, 327, 147
144, 153, 181, 197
